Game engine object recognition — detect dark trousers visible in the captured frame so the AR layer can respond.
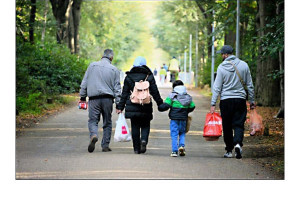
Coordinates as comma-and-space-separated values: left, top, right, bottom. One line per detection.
220, 98, 247, 152
88, 98, 113, 148
130, 118, 151, 151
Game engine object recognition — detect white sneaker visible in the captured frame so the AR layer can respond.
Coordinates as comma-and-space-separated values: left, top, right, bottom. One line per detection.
223, 151, 233, 158
235, 144, 243, 159
170, 152, 178, 157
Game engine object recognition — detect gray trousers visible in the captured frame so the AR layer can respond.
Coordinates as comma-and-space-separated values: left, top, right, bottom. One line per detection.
88, 98, 113, 148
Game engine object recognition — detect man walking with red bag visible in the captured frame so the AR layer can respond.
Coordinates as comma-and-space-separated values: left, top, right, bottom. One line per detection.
210, 45, 255, 159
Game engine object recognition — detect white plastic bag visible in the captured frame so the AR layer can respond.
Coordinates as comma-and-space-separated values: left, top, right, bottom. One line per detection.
114, 113, 131, 142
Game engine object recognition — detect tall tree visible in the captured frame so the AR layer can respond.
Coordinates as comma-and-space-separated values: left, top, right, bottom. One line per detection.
195, 0, 213, 58
29, 0, 36, 44
224, 1, 236, 49
255, 0, 280, 106
50, 0, 82, 54
41, 0, 49, 43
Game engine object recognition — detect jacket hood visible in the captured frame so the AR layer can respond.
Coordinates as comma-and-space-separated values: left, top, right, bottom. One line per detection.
170, 85, 192, 106
126, 65, 152, 75
219, 55, 241, 72
173, 85, 187, 94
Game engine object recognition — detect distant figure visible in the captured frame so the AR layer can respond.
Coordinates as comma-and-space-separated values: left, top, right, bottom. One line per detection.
159, 66, 167, 85
153, 68, 158, 76
168, 56, 179, 83
116, 56, 164, 154
163, 63, 168, 71
158, 80, 195, 157
79, 49, 121, 153
211, 45, 255, 159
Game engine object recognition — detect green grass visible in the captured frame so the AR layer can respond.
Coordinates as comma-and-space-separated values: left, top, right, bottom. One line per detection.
17, 94, 77, 118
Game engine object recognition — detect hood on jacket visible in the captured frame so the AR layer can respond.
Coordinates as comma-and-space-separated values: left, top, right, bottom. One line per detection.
219, 55, 241, 72
173, 85, 186, 95
170, 85, 192, 106
126, 65, 152, 75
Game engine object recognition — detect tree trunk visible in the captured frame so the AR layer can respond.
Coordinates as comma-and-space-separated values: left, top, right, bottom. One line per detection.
41, 0, 49, 43
275, 1, 284, 118
72, 0, 82, 54
224, 1, 236, 49
67, 0, 75, 53
255, 0, 280, 106
50, 0, 70, 44
50, 0, 82, 54
195, 0, 212, 58
29, 0, 36, 44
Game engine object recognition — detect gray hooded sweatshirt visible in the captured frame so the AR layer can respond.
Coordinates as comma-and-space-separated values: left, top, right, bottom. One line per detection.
80, 57, 122, 104
211, 55, 255, 106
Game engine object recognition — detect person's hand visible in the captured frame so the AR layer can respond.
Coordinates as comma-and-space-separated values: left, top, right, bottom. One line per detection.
116, 109, 122, 114
210, 106, 215, 113
250, 102, 256, 110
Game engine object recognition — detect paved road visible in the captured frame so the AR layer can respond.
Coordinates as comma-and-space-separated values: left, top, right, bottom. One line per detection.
16, 87, 280, 179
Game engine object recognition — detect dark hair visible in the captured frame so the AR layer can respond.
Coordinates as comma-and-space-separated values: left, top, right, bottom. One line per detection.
173, 80, 184, 88
103, 49, 114, 59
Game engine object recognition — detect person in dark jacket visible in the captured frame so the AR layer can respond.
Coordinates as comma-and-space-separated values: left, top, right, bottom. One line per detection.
116, 56, 164, 154
158, 80, 195, 157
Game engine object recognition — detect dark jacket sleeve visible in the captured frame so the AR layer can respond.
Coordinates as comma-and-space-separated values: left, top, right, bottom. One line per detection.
116, 77, 131, 110
158, 103, 171, 112
188, 101, 196, 113
148, 75, 163, 106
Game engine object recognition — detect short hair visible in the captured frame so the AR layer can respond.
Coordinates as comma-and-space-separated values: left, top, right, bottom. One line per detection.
103, 49, 114, 59
173, 80, 184, 88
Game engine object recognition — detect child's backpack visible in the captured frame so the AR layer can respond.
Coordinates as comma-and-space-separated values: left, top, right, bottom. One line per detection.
128, 75, 152, 105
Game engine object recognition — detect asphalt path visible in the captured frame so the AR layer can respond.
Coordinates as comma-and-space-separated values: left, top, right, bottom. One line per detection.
16, 87, 280, 179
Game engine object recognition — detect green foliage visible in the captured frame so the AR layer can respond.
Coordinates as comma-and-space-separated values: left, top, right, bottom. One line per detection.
16, 92, 44, 114
16, 38, 89, 113
153, 0, 200, 57
79, 1, 144, 68
260, 2, 284, 59
153, 0, 260, 87
267, 69, 284, 80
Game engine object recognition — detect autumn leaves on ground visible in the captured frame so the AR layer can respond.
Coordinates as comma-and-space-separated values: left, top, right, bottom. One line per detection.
244, 106, 284, 177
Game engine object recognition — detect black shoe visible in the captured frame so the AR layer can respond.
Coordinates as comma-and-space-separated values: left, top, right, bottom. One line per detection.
178, 146, 186, 156
88, 136, 98, 153
235, 144, 242, 159
140, 140, 147, 153
102, 147, 112, 152
134, 150, 140, 154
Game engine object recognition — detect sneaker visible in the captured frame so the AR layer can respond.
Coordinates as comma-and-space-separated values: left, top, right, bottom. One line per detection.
235, 144, 243, 159
178, 146, 186, 156
223, 151, 233, 158
88, 136, 98, 153
102, 147, 112, 152
140, 140, 147, 153
170, 152, 178, 157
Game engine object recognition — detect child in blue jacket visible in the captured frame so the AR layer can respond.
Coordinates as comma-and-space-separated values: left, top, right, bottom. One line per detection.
158, 80, 195, 157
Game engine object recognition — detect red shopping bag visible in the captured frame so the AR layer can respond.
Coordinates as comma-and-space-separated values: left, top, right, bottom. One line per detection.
203, 112, 222, 141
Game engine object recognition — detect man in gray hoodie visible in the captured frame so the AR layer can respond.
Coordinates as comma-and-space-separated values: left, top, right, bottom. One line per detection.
210, 45, 255, 159
79, 49, 121, 153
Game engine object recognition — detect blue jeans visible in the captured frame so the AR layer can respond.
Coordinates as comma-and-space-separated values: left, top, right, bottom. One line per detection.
170, 120, 186, 152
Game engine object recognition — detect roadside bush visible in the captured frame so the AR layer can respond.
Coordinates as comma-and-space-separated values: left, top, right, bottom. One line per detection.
16, 39, 89, 113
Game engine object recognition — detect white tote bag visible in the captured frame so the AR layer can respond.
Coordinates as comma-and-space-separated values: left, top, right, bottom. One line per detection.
114, 113, 131, 142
